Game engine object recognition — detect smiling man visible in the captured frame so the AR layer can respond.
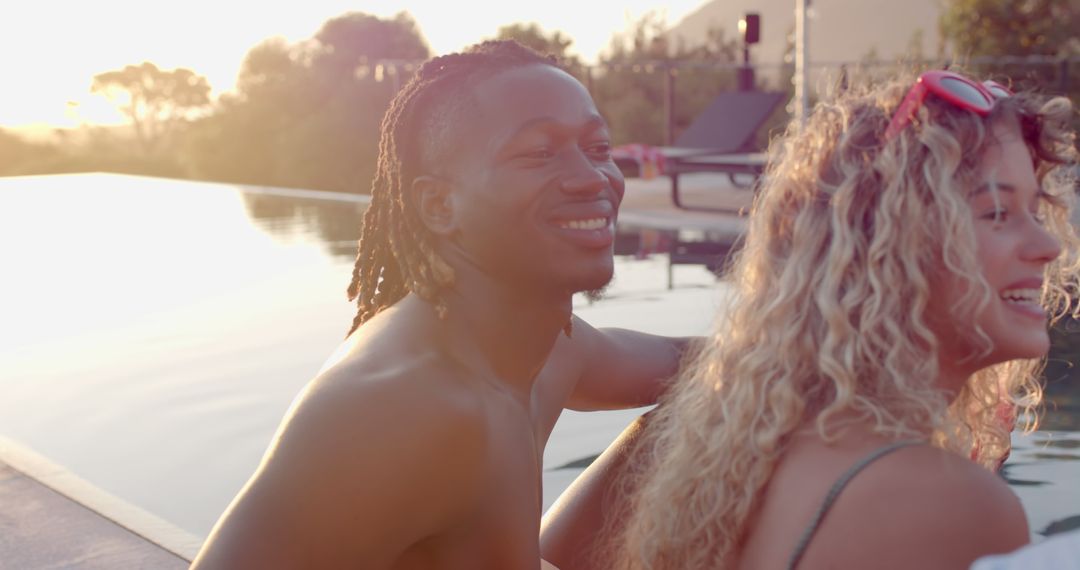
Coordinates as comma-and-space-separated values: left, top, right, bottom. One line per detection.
190, 40, 690, 569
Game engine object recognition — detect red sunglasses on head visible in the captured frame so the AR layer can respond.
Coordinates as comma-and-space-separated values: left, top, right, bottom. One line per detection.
883, 70, 1013, 141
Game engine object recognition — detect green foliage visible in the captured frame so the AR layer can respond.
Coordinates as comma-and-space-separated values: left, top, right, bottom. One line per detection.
591, 13, 741, 146
184, 12, 430, 193
91, 62, 211, 156
940, 0, 1080, 58
313, 12, 431, 66
3, 11, 435, 192
494, 23, 577, 64
939, 0, 1080, 135
0, 126, 187, 178
6, 10, 781, 188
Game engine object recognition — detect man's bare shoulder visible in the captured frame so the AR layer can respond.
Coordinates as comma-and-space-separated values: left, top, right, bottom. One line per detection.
320, 298, 448, 374
292, 343, 485, 466
815, 444, 1029, 568
192, 327, 491, 567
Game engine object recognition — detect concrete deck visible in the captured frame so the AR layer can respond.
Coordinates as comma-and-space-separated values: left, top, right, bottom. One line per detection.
0, 437, 195, 568
0, 461, 189, 568
618, 172, 753, 240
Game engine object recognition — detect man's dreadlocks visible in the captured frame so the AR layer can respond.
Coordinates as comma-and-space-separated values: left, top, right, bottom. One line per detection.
345, 40, 559, 336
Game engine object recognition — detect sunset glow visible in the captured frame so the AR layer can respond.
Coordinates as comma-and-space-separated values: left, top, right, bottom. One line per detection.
2, 0, 707, 129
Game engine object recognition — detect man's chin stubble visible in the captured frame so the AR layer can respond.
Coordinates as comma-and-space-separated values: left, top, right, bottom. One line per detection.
583, 284, 609, 303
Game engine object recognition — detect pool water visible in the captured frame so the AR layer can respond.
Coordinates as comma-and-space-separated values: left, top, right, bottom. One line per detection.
1, 174, 1077, 544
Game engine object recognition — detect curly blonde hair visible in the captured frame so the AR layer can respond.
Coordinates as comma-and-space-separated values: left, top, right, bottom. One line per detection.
610, 72, 1079, 569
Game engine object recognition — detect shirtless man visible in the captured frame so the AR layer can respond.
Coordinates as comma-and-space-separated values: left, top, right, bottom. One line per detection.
190, 40, 688, 569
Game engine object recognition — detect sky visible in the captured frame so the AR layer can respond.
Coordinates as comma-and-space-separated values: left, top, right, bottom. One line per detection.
1, 0, 709, 130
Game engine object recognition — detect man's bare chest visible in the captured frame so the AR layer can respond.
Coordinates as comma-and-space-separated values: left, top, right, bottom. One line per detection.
391, 435, 544, 570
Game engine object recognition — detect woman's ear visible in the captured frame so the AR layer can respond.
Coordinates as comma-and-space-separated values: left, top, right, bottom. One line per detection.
411, 175, 457, 236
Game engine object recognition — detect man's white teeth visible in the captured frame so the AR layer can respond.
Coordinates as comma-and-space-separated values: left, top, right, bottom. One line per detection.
559, 217, 607, 230
1001, 288, 1041, 303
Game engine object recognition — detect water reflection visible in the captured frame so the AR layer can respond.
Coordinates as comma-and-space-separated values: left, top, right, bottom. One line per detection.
1006, 431, 1080, 538
241, 191, 366, 261
0, 175, 364, 538
1043, 316, 1080, 431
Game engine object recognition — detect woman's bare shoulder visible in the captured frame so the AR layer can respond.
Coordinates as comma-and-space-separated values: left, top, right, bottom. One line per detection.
805, 443, 1030, 569
860, 444, 1021, 507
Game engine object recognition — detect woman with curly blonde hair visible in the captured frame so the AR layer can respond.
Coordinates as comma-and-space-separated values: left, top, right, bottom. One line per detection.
541, 70, 1079, 569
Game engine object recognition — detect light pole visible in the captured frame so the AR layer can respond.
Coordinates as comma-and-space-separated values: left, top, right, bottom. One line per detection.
794, 0, 810, 124
738, 13, 761, 91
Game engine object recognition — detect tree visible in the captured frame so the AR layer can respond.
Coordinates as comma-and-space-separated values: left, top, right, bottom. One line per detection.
235, 37, 299, 100
495, 23, 579, 65
184, 11, 432, 194
313, 11, 430, 72
941, 0, 1080, 57
940, 0, 1080, 108
91, 62, 211, 156
592, 12, 742, 146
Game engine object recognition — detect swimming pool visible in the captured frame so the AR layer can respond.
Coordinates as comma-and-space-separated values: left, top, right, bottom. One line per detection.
1, 174, 1076, 555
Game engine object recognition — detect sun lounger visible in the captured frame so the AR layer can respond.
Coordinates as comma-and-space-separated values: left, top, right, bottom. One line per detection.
615, 90, 786, 213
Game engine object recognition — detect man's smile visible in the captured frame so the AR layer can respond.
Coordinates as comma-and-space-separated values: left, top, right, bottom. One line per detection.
556, 217, 609, 230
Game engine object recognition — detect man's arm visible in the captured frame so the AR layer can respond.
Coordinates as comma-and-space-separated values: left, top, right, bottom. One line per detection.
540, 411, 655, 569
190, 365, 486, 569
562, 315, 700, 411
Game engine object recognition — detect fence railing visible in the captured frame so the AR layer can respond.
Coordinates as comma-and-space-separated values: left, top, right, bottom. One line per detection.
368, 55, 1080, 148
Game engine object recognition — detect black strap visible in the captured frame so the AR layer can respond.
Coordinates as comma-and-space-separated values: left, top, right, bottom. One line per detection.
786, 440, 924, 570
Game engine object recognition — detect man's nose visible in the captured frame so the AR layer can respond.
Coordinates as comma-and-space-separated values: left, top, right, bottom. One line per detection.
559, 153, 608, 195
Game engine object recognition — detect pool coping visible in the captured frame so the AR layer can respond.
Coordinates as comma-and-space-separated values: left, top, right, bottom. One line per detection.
0, 434, 200, 562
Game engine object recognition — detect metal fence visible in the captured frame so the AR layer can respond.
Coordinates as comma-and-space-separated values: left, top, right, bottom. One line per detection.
371, 55, 1080, 149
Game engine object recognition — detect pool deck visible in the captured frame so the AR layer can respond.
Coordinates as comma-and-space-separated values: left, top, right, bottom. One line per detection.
0, 436, 196, 567
618, 172, 752, 238
0, 172, 747, 567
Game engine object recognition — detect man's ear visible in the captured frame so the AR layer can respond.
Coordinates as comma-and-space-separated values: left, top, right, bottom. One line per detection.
411, 175, 457, 236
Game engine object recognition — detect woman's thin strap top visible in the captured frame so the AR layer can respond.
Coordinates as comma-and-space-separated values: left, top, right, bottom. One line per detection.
786, 440, 925, 570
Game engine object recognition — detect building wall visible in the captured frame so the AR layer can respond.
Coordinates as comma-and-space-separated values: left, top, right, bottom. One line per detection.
670, 0, 947, 66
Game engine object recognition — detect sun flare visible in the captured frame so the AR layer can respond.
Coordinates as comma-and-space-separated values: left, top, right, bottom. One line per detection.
0, 0, 705, 129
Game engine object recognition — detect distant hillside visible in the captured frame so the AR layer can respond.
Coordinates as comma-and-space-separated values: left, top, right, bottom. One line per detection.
5, 123, 134, 145
670, 0, 947, 67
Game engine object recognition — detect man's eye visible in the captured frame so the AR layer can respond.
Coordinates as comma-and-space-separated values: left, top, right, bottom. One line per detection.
521, 149, 553, 159
587, 142, 612, 157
